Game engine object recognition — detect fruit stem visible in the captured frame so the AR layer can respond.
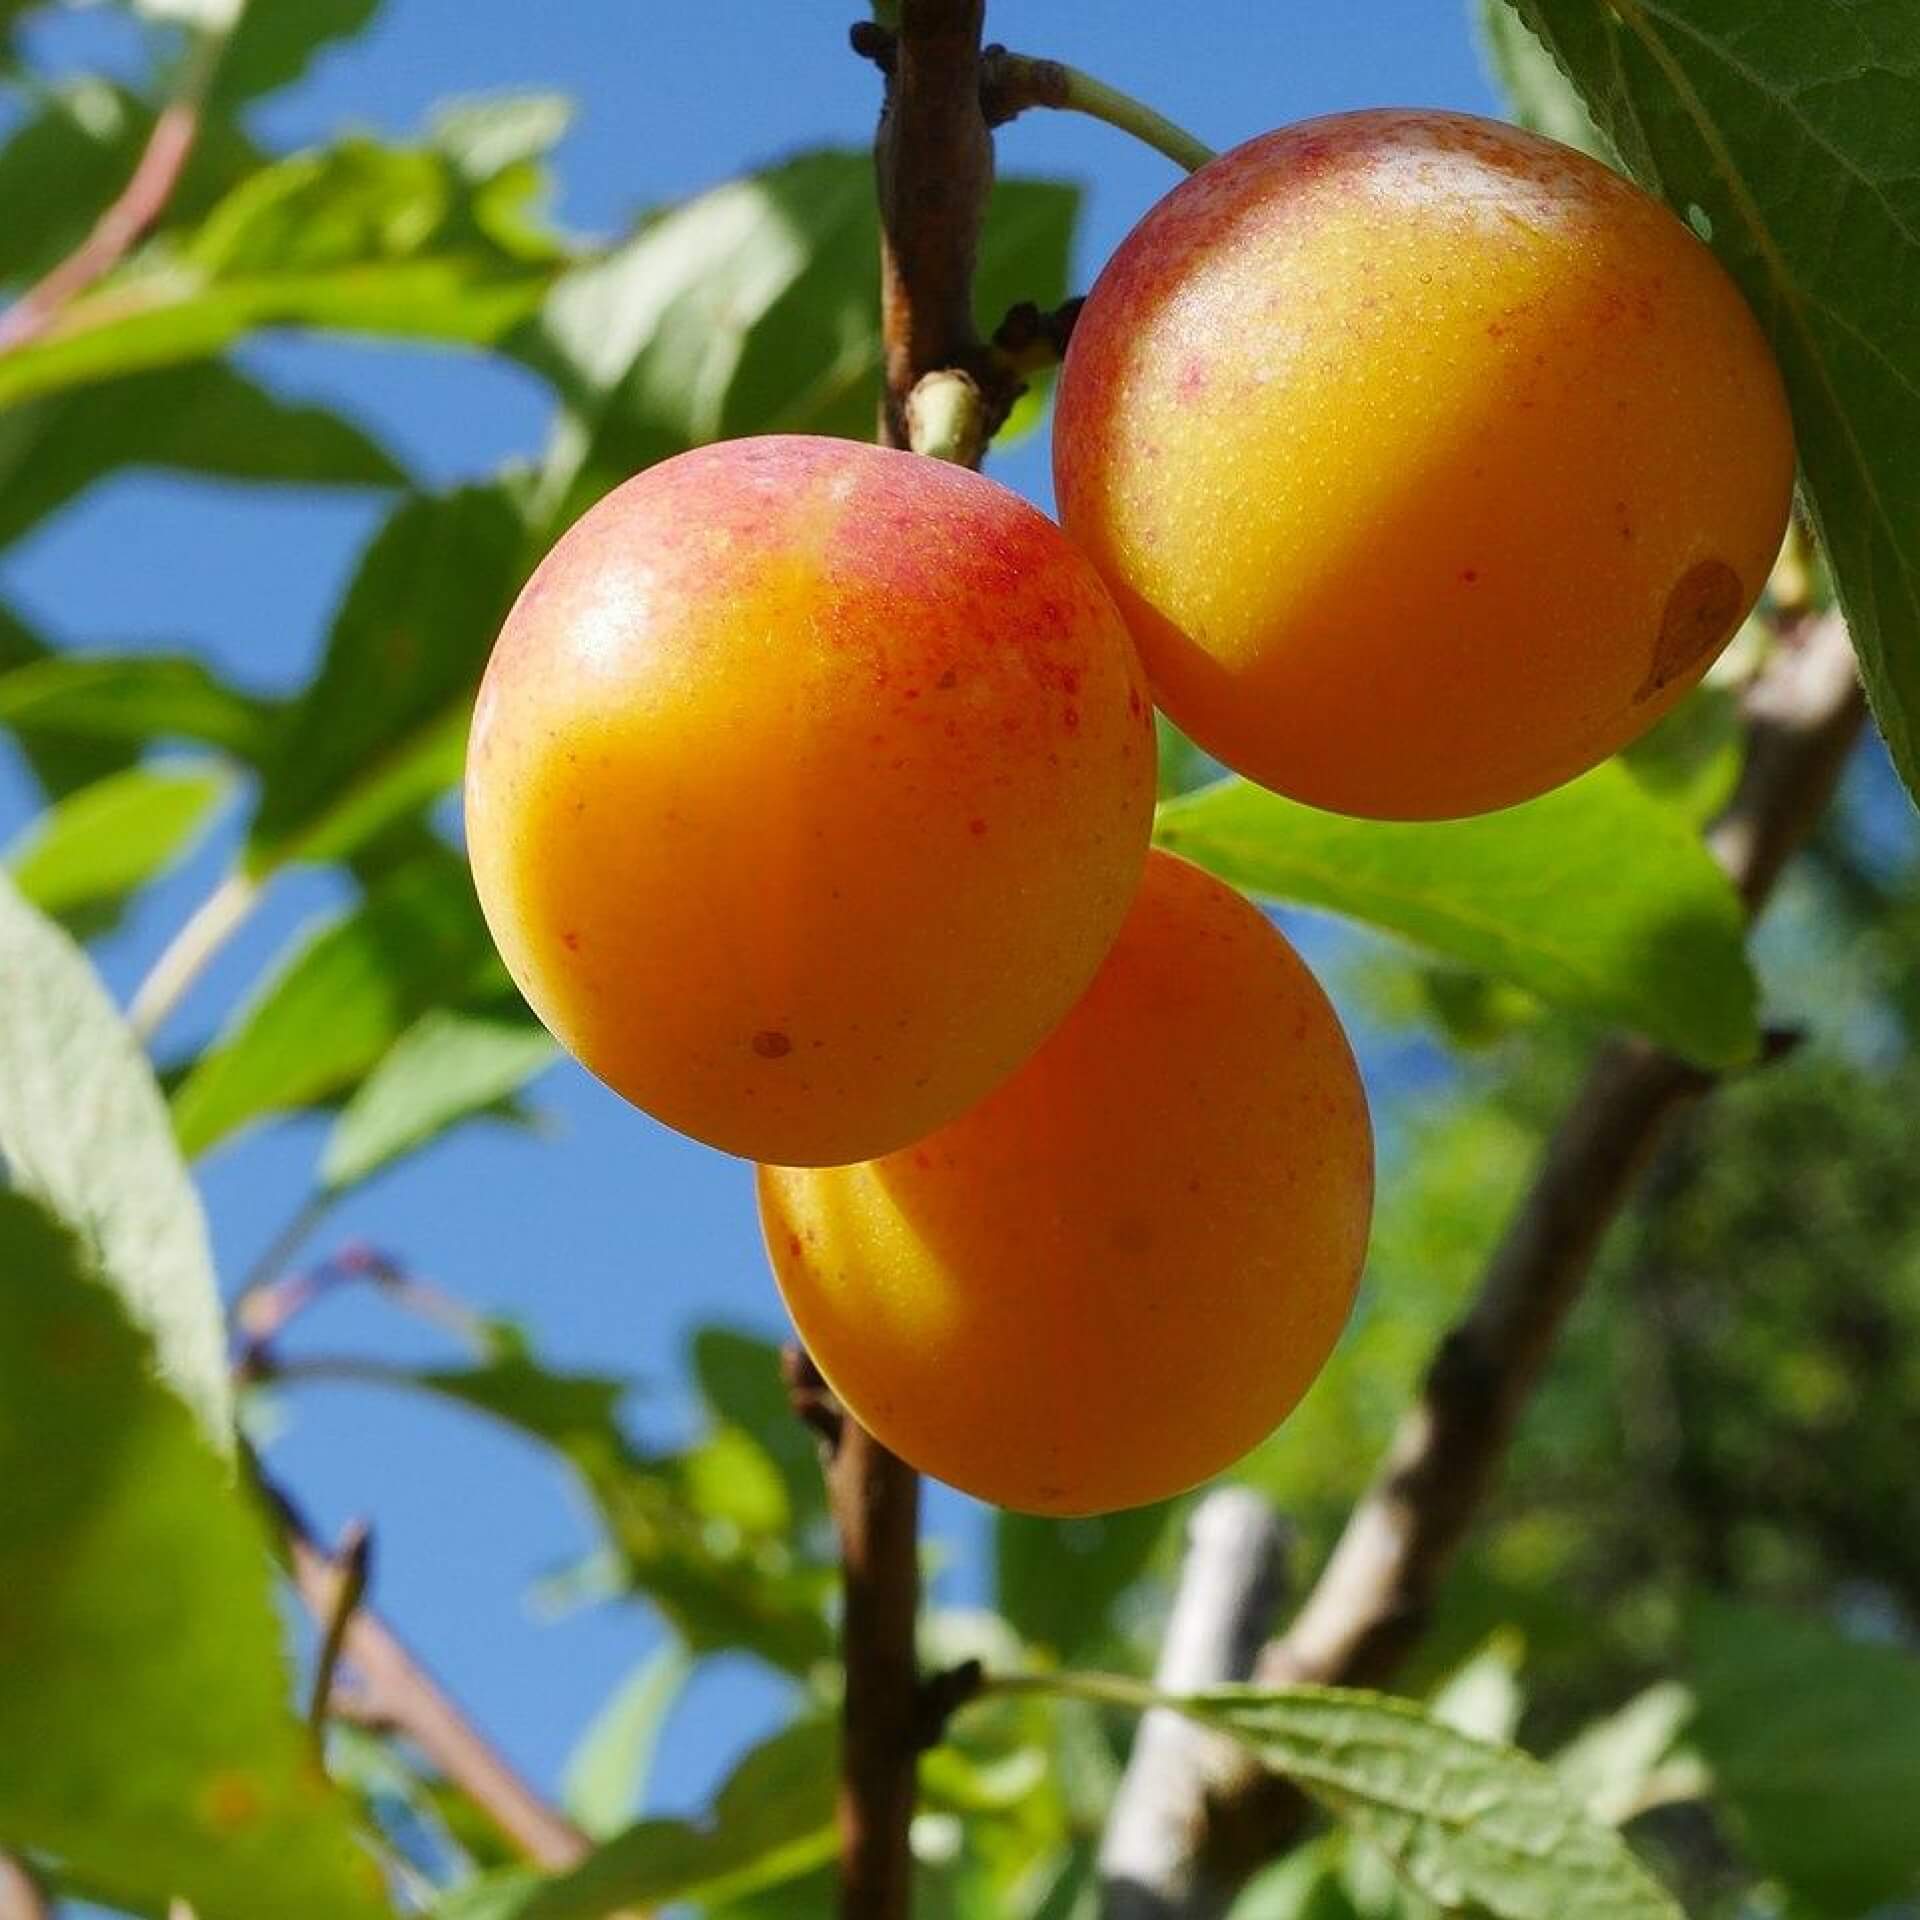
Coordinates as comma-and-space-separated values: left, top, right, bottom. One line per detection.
980, 50, 1217, 175
1056, 64, 1218, 173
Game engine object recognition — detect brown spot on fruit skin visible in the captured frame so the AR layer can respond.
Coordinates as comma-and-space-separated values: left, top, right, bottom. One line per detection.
1638, 557, 1743, 701
752, 1030, 793, 1059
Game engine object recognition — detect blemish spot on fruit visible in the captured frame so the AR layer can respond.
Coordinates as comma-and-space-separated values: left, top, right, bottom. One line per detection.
751, 1030, 793, 1060
1638, 557, 1743, 702
786, 1233, 802, 1258
1064, 706, 1080, 731
1111, 1217, 1154, 1255
562, 930, 580, 951
1459, 567, 1478, 584
935, 667, 958, 690
969, 818, 987, 836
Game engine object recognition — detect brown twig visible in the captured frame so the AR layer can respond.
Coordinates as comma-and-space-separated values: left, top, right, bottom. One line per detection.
0, 26, 229, 357
873, 0, 1015, 451
307, 1518, 372, 1748
258, 1470, 590, 1872
1150, 612, 1866, 1906
794, 14, 1014, 1915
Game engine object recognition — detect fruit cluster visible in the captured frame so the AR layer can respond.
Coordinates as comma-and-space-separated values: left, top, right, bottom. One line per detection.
465, 111, 1794, 1515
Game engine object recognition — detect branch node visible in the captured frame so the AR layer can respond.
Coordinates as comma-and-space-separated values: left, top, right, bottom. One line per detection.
849, 19, 896, 71
913, 1658, 985, 1749
783, 1342, 846, 1457
991, 295, 1083, 373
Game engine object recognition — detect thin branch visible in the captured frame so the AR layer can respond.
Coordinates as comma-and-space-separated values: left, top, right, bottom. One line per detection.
1100, 1491, 1290, 1920
257, 1468, 590, 1872
0, 1857, 49, 1920
307, 1518, 372, 1747
804, 7, 1009, 1916
0, 26, 230, 355
1181, 611, 1866, 1896
128, 867, 262, 1042
978, 49, 1217, 173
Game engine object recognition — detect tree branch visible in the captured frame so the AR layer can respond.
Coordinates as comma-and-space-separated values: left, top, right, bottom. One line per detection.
1100, 1491, 1290, 1920
799, 9, 1009, 1917
257, 1469, 590, 1872
1182, 611, 1866, 1897
0, 26, 230, 356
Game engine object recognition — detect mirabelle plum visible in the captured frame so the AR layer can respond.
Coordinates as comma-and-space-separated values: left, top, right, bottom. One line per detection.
465, 435, 1155, 1167
759, 850, 1373, 1515
1053, 109, 1796, 819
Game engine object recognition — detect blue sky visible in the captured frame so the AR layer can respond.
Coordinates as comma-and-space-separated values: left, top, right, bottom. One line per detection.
0, 0, 1499, 1843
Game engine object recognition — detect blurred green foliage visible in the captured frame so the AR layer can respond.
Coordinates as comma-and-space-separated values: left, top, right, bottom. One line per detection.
1, 1, 1918, 1916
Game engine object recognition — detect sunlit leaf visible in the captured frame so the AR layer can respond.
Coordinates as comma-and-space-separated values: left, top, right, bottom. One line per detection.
8, 761, 228, 931
0, 874, 231, 1439
0, 1190, 388, 1918
321, 1008, 555, 1193
1155, 761, 1757, 1067
171, 846, 508, 1158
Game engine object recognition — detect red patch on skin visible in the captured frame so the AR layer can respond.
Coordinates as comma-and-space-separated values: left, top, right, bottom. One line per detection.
1177, 356, 1208, 400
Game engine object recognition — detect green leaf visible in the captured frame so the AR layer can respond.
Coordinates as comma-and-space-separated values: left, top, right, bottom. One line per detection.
406, 1352, 632, 1462
170, 845, 507, 1158
8, 761, 229, 930
208, 0, 383, 103
431, 92, 575, 181
1155, 760, 1758, 1067
1030, 1675, 1681, 1920
1505, 0, 1920, 807
0, 646, 281, 763
517, 151, 1076, 509
584, 1447, 835, 1674
996, 1503, 1177, 1664
0, 135, 568, 410
1474, 0, 1610, 157
0, 873, 232, 1440
321, 1009, 555, 1193
1687, 1599, 1920, 1912
691, 1326, 828, 1535
0, 359, 404, 552
1552, 1682, 1697, 1827
0, 81, 262, 291
0, 604, 142, 801
248, 487, 528, 868
561, 1639, 693, 1840
439, 1719, 837, 1920
1618, 680, 1743, 828
0, 1190, 389, 1919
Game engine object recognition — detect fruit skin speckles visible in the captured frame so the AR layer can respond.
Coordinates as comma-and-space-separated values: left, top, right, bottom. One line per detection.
464, 434, 1155, 1167
1053, 107, 1795, 820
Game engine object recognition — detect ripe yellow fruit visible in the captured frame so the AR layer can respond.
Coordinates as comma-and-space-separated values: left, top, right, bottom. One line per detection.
1053, 109, 1796, 819
760, 850, 1373, 1515
465, 435, 1155, 1166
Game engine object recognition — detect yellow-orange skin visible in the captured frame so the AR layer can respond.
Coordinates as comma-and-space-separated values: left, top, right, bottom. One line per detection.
465, 436, 1155, 1167
1054, 110, 1797, 820
760, 851, 1373, 1516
